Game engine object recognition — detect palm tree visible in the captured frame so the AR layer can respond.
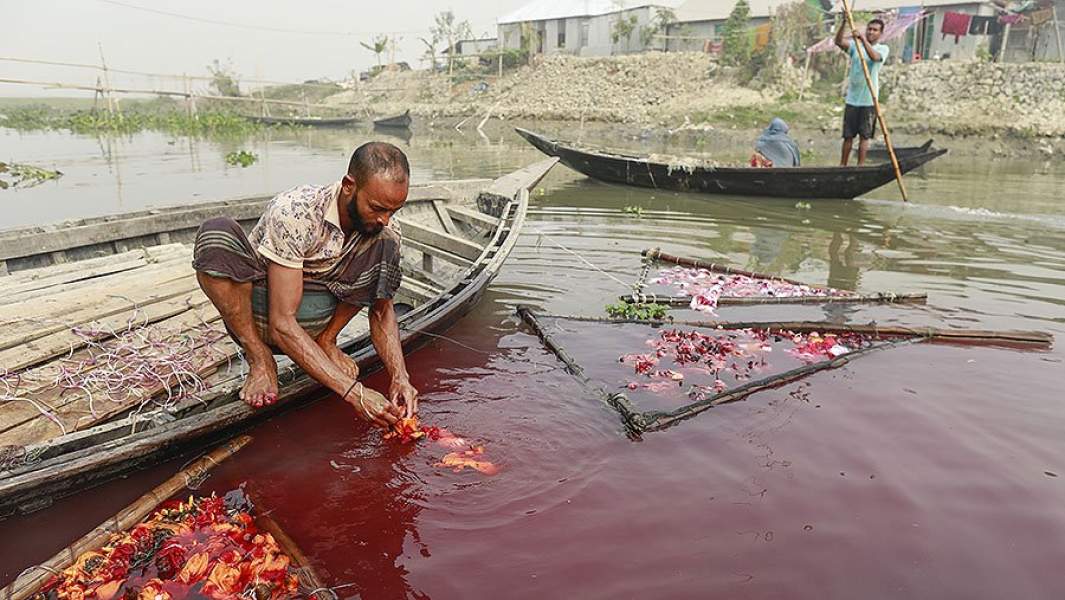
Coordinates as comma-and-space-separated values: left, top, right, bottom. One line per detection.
361, 35, 390, 68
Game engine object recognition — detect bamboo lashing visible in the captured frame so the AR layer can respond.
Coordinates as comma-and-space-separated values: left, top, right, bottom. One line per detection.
2, 435, 252, 600
840, 0, 909, 201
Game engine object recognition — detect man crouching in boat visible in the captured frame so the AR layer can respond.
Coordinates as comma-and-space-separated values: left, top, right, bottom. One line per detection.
191, 142, 417, 428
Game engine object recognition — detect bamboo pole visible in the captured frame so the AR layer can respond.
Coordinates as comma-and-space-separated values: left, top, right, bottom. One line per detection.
643, 247, 820, 287
840, 0, 908, 201
251, 500, 330, 599
1053, 5, 1065, 63
799, 50, 812, 100
639, 338, 915, 431
621, 292, 928, 306
97, 43, 115, 117
532, 313, 1054, 346
1, 435, 252, 600
516, 306, 644, 435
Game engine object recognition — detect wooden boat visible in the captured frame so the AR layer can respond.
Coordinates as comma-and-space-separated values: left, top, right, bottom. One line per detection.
0, 158, 557, 517
515, 127, 947, 200
246, 114, 359, 127
373, 110, 412, 129
861, 138, 935, 161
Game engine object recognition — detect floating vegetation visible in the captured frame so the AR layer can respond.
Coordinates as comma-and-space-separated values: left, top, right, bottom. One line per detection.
224, 150, 258, 168
605, 301, 668, 320
622, 205, 644, 218
650, 266, 852, 315
0, 161, 62, 190
0, 104, 270, 137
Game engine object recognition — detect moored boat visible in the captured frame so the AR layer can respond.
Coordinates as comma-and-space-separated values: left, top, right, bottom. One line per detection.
0, 158, 557, 517
861, 138, 935, 161
245, 114, 360, 127
515, 127, 947, 200
373, 110, 412, 129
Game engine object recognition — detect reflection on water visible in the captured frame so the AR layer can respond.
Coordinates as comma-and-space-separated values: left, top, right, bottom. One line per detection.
1, 123, 1064, 598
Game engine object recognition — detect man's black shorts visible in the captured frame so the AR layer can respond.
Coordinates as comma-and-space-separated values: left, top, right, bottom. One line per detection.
842, 104, 877, 140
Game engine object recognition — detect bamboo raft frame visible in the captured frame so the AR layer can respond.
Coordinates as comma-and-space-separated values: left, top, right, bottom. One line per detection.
631, 247, 927, 308
2, 436, 251, 600
517, 308, 1053, 433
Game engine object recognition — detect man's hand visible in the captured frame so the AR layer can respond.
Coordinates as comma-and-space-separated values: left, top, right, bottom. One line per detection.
346, 382, 402, 428
390, 377, 419, 419
851, 29, 864, 41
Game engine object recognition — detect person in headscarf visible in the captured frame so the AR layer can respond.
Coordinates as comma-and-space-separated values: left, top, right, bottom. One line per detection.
750, 118, 801, 168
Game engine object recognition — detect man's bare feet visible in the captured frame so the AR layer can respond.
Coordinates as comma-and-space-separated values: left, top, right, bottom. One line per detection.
320, 342, 360, 380
239, 354, 279, 408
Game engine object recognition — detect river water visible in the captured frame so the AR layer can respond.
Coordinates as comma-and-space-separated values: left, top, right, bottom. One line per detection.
1, 123, 1064, 599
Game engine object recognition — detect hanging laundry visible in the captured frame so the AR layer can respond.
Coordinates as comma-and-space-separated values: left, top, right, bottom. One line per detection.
754, 23, 772, 50
998, 13, 1024, 25
969, 15, 995, 34
941, 11, 973, 42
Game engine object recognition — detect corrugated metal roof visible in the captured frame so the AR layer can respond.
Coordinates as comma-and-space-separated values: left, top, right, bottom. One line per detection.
498, 0, 682, 24
674, 0, 980, 23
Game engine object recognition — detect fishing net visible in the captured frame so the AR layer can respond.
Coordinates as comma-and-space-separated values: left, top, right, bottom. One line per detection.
30, 489, 306, 600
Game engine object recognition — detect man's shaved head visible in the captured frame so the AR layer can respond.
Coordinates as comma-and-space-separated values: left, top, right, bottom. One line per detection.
348, 142, 410, 187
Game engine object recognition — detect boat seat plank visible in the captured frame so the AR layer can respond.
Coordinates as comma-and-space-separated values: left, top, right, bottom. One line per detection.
394, 217, 483, 261
0, 274, 200, 351
0, 250, 193, 307
447, 205, 500, 229
431, 201, 459, 235
402, 238, 474, 267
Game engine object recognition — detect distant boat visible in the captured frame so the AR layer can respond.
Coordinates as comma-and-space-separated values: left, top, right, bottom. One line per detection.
245, 115, 359, 127
374, 110, 412, 129
515, 127, 947, 200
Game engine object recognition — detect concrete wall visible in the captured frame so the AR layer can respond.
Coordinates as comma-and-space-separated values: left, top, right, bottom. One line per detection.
497, 6, 658, 57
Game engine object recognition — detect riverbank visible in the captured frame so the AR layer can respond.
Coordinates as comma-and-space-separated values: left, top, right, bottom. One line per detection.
335, 52, 1065, 145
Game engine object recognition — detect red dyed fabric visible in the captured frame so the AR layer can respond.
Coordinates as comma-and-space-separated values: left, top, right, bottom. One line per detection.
941, 12, 972, 42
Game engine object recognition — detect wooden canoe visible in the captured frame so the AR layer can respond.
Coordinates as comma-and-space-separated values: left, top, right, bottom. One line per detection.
862, 138, 935, 161
0, 158, 557, 517
515, 127, 947, 200
245, 115, 360, 127
373, 110, 412, 129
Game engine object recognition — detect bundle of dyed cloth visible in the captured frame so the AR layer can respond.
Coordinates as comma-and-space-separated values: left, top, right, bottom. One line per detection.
32, 494, 300, 600
651, 266, 852, 315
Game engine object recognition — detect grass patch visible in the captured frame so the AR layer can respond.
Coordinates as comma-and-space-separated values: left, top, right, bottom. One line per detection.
705, 104, 802, 129
605, 301, 669, 320
0, 103, 279, 137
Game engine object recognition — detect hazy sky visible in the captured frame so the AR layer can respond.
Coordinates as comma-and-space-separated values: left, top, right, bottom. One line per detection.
2, 0, 528, 97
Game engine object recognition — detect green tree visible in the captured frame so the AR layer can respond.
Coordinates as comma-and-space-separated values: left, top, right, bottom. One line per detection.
640, 6, 677, 48
722, 0, 752, 66
612, 14, 639, 51
361, 35, 390, 68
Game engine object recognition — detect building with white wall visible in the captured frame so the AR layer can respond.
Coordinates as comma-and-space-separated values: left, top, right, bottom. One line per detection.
498, 0, 683, 57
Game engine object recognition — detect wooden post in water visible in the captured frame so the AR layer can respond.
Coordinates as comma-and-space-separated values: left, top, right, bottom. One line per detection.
840, 0, 908, 201
97, 43, 116, 116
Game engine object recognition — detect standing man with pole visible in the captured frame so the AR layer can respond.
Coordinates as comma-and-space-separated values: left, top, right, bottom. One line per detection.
835, 17, 888, 167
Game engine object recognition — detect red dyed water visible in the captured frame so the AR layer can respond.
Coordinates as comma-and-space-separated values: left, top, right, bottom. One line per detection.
3, 127, 1065, 599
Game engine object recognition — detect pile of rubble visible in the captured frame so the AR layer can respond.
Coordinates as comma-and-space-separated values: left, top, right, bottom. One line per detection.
887, 61, 1065, 137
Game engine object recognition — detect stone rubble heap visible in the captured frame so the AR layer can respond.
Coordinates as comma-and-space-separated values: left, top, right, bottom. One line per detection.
887, 61, 1065, 137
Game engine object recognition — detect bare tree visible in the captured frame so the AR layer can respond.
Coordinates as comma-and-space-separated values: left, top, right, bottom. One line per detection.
431, 10, 474, 75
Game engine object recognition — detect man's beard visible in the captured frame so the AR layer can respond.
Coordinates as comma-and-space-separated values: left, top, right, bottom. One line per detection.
347, 200, 382, 236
